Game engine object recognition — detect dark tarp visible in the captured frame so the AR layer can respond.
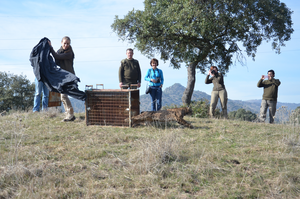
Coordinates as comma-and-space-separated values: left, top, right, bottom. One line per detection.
29, 37, 86, 101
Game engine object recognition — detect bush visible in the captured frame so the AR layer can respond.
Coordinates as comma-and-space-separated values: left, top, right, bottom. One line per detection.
162, 99, 221, 118
189, 99, 210, 118
228, 108, 257, 121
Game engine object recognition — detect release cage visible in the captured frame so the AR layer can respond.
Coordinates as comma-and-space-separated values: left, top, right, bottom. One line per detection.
85, 84, 140, 127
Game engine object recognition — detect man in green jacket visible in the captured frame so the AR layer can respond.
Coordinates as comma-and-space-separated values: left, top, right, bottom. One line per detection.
119, 48, 141, 89
257, 70, 281, 123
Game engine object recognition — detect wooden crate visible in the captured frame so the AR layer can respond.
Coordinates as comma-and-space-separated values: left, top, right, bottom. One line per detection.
85, 89, 140, 127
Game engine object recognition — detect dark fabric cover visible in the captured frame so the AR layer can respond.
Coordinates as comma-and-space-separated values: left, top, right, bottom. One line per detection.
29, 37, 86, 101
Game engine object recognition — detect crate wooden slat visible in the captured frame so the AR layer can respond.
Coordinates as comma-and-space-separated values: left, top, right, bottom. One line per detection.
85, 89, 139, 126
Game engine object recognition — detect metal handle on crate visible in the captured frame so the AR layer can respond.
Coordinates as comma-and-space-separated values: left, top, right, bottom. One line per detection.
96, 84, 104, 89
85, 85, 93, 90
121, 84, 129, 90
130, 84, 138, 89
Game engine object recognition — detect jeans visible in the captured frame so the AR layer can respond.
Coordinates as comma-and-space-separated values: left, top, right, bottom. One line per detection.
150, 86, 162, 111
259, 100, 277, 123
33, 78, 49, 112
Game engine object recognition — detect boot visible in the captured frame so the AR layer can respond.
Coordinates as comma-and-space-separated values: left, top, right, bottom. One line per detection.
63, 108, 76, 122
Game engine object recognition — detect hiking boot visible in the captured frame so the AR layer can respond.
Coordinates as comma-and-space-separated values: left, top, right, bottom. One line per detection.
63, 116, 76, 122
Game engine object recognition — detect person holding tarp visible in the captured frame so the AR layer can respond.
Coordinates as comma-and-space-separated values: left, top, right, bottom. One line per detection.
30, 37, 86, 122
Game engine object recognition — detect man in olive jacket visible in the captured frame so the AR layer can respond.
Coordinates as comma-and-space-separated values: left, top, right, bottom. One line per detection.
119, 48, 141, 89
257, 70, 281, 123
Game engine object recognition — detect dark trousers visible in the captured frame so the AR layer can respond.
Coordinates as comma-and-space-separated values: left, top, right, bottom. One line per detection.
150, 86, 162, 111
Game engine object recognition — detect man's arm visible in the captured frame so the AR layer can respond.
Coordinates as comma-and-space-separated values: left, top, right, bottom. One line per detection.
257, 78, 264, 88
135, 61, 141, 88
119, 61, 124, 88
137, 61, 141, 87
272, 79, 281, 86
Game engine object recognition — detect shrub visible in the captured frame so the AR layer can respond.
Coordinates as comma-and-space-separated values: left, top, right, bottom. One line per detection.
162, 99, 221, 118
228, 108, 257, 121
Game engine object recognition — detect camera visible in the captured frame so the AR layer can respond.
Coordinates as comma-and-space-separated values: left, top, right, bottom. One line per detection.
211, 70, 216, 75
155, 77, 161, 83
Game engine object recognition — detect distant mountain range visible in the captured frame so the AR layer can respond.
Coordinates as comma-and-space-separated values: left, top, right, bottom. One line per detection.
68, 83, 300, 114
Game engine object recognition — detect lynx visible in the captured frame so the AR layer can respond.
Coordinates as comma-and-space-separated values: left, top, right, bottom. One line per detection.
128, 107, 193, 128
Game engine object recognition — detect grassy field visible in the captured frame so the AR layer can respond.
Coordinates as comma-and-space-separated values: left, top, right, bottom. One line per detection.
1, 109, 300, 198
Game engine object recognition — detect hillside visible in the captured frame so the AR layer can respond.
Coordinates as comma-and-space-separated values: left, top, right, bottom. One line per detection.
140, 83, 300, 113
68, 83, 300, 113
1, 110, 300, 198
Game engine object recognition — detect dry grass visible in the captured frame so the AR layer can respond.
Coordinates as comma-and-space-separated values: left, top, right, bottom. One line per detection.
0, 108, 300, 198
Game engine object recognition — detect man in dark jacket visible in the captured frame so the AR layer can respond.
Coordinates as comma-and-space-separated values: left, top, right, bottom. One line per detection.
118, 48, 141, 89
49, 36, 77, 122
257, 69, 281, 123
30, 37, 86, 121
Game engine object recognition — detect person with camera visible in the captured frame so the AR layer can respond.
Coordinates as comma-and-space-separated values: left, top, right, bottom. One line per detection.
257, 69, 281, 123
144, 58, 164, 111
205, 66, 228, 118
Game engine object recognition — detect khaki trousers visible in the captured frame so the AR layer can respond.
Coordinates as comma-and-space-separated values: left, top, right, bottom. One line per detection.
259, 100, 277, 123
210, 89, 228, 118
61, 94, 74, 119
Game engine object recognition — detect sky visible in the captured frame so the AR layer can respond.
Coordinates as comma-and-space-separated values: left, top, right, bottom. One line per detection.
0, 0, 299, 104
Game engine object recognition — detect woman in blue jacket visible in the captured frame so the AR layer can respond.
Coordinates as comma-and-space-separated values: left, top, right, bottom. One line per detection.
145, 58, 164, 111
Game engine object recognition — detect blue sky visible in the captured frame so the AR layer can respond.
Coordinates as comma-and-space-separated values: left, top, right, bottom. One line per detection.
0, 0, 299, 104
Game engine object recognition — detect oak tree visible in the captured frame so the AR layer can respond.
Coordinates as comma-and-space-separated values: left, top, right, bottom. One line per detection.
0, 72, 35, 112
111, 0, 293, 105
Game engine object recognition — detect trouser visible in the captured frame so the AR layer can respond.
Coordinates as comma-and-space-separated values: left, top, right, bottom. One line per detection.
150, 86, 162, 111
259, 100, 277, 123
61, 94, 74, 119
210, 89, 228, 118
33, 78, 49, 112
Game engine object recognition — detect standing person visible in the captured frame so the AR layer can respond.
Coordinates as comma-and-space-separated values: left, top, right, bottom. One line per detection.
49, 36, 76, 122
257, 70, 281, 123
145, 58, 164, 111
205, 66, 228, 118
119, 48, 141, 89
33, 78, 49, 112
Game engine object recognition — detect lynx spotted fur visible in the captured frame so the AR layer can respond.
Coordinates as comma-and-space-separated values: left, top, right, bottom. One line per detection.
128, 107, 193, 128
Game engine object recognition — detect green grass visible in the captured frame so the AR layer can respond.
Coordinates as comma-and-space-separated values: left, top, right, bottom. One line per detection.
0, 109, 300, 198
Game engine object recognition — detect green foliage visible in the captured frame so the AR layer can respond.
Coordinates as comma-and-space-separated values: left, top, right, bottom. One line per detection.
189, 99, 210, 118
111, 0, 293, 72
163, 99, 221, 118
112, 0, 293, 105
0, 71, 35, 112
228, 108, 257, 121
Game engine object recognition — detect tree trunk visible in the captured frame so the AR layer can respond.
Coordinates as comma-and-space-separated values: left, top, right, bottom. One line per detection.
182, 62, 197, 105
